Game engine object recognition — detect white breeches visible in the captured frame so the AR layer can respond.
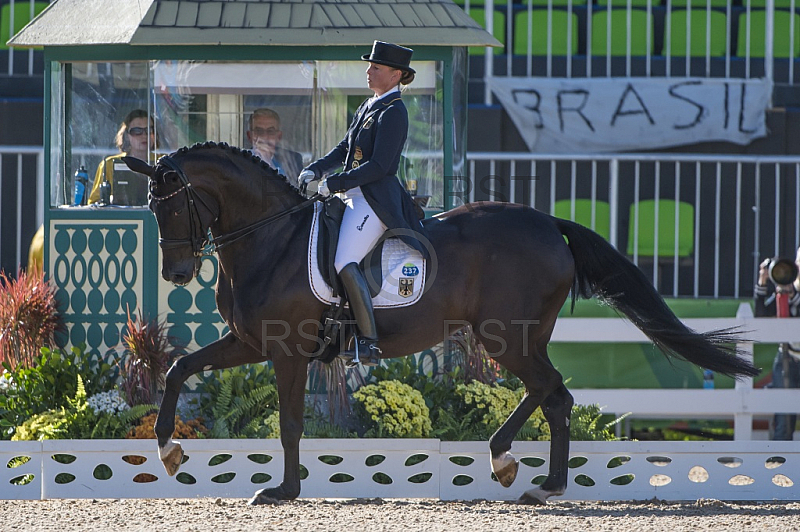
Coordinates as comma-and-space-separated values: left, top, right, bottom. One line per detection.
334, 187, 387, 273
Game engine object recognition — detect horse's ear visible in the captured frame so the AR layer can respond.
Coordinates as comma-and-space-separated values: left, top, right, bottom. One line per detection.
122, 156, 154, 177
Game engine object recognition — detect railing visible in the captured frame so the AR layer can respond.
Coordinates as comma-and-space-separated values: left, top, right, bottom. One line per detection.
5, 147, 800, 301
1, 0, 47, 77
462, 151, 800, 298
558, 304, 800, 441
464, 0, 799, 104
0, 145, 43, 273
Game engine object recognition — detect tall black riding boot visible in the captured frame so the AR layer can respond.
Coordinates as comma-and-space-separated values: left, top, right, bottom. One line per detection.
338, 262, 382, 368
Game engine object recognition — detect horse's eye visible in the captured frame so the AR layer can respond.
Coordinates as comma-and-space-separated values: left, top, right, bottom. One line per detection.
173, 209, 184, 217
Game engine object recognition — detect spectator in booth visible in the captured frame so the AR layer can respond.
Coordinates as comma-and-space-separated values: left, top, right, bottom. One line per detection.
246, 108, 303, 181
87, 109, 157, 205
754, 245, 800, 440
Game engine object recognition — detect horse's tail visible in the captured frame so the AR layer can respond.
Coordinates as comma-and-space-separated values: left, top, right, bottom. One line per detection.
553, 217, 759, 379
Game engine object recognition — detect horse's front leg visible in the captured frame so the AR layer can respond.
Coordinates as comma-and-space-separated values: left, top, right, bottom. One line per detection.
249, 351, 309, 504
156, 332, 262, 475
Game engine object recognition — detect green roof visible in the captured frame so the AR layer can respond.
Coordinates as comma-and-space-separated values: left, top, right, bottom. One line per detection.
9, 0, 502, 48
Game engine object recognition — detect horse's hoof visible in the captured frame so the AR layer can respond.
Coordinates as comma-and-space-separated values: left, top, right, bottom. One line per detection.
248, 488, 284, 506
517, 486, 563, 505
491, 452, 519, 488
158, 440, 184, 476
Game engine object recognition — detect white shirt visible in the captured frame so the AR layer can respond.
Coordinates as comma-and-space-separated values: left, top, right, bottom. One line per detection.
367, 88, 400, 107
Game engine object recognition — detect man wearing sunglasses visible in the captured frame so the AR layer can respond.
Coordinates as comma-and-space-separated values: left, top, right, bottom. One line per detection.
87, 109, 157, 205
246, 108, 303, 181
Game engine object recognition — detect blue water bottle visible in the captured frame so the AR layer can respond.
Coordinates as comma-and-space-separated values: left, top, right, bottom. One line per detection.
703, 369, 714, 389
73, 165, 89, 206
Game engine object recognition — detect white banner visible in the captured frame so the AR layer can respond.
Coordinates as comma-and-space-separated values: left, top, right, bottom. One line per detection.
488, 77, 772, 153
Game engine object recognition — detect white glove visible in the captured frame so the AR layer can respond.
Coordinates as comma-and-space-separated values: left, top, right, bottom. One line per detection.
318, 179, 331, 197
299, 169, 316, 185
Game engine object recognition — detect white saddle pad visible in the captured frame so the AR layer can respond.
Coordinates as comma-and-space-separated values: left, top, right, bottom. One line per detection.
308, 203, 426, 308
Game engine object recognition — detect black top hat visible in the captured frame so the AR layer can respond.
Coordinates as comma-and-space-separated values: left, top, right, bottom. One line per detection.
361, 41, 415, 75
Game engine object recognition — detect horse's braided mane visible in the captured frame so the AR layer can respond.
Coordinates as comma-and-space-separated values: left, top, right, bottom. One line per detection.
170, 141, 303, 195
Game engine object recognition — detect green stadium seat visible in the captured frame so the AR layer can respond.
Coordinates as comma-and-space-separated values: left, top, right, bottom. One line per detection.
513, 9, 579, 55
554, 199, 611, 241
744, 0, 799, 7
597, 0, 660, 6
591, 9, 655, 56
627, 199, 695, 257
664, 9, 728, 57
528, 0, 588, 5
466, 8, 507, 55
1, 1, 48, 50
670, 0, 729, 6
452, 0, 511, 5
736, 9, 800, 58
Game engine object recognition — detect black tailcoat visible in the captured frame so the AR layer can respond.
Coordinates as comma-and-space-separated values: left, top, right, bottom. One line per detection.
306, 92, 430, 258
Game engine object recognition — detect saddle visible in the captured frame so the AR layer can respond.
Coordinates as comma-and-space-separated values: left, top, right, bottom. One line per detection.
309, 197, 426, 363
317, 196, 383, 299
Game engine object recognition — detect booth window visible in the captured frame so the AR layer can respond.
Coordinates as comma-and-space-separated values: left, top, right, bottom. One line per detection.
51, 60, 445, 210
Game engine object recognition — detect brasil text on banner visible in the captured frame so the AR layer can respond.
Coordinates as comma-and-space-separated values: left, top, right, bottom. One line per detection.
489, 77, 772, 153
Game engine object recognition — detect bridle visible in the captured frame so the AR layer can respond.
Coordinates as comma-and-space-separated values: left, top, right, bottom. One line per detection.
152, 155, 319, 257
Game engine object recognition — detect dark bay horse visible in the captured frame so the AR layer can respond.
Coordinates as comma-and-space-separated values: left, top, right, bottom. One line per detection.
124, 142, 758, 505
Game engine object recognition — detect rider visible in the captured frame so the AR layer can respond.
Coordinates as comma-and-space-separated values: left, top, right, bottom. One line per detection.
299, 41, 430, 367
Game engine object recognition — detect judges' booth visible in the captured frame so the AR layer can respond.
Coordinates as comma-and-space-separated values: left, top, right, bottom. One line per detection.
11, 0, 499, 366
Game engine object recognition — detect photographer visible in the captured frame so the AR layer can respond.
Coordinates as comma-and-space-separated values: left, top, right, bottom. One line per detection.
754, 246, 800, 440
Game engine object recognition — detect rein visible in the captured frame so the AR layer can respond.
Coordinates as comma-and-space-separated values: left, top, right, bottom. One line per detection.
154, 155, 319, 256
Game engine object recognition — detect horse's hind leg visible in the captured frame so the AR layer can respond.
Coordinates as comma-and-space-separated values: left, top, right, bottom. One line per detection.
489, 342, 565, 492
156, 332, 262, 475
518, 383, 574, 505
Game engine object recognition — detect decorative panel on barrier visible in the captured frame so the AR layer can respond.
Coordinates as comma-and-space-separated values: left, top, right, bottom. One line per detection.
1, 441, 43, 501
157, 254, 228, 355
6, 440, 797, 501
49, 216, 147, 357
48, 210, 229, 358
440, 441, 798, 502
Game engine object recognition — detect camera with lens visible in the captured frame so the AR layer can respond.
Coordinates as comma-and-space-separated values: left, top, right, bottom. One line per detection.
767, 257, 799, 286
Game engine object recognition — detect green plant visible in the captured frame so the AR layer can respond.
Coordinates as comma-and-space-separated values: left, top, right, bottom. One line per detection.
117, 309, 172, 406
0, 269, 62, 369
0, 345, 117, 439
568, 404, 627, 442
353, 380, 432, 438
303, 409, 356, 439
207, 380, 278, 438
80, 405, 158, 439
192, 363, 277, 435
11, 375, 89, 441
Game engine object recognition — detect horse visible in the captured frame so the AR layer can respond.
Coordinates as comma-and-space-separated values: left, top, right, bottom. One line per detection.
123, 142, 759, 505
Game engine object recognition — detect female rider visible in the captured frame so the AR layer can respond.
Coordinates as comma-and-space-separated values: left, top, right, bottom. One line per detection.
299, 41, 430, 367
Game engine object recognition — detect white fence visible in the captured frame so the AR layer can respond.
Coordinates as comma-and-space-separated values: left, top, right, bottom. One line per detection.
1, 438, 797, 501
558, 304, 800, 441
463, 151, 800, 298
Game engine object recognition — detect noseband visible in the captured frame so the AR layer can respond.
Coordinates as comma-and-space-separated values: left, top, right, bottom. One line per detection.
151, 155, 319, 257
